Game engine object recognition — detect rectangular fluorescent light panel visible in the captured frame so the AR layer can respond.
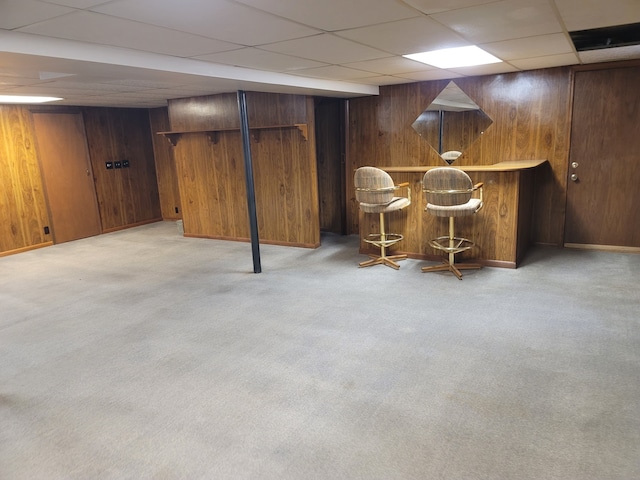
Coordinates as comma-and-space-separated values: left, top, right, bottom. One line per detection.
404, 46, 502, 69
0, 95, 63, 104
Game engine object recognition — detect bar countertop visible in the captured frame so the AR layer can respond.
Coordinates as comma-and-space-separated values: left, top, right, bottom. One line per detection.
381, 159, 547, 173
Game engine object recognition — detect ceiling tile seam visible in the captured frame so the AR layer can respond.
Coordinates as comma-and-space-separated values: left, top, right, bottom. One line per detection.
422, 12, 570, 66
226, 0, 423, 33
16, 9, 253, 55
397, 0, 505, 17
546, 0, 582, 60
87, 1, 325, 46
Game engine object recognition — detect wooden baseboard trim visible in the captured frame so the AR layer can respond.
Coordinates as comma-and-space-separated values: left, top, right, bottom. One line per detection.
564, 243, 640, 253
102, 218, 163, 234
0, 241, 54, 257
183, 233, 319, 249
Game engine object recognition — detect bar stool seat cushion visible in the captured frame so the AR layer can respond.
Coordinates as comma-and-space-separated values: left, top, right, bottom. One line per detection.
359, 196, 411, 214
426, 198, 481, 217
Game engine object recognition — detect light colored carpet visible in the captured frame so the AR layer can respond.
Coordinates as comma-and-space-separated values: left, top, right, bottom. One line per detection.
1, 221, 639, 479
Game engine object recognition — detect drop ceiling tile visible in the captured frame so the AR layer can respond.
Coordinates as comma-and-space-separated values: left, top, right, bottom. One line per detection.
289, 65, 376, 81
3, 84, 109, 95
194, 48, 327, 72
509, 53, 579, 69
99, 79, 182, 89
578, 44, 640, 63
402, 0, 499, 15
397, 70, 464, 82
481, 33, 574, 60
261, 34, 389, 64
343, 56, 434, 75
18, 11, 241, 57
447, 62, 520, 76
554, 0, 640, 31
41, 0, 112, 7
431, 0, 563, 44
0, 76, 43, 87
0, 0, 74, 29
336, 17, 468, 55
362, 76, 420, 87
92, 0, 321, 45
233, 0, 420, 31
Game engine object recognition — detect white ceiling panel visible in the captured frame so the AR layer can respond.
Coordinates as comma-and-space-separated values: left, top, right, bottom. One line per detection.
481, 33, 575, 60
290, 65, 377, 81
233, 0, 421, 31
261, 34, 389, 64
578, 45, 640, 64
0, 0, 638, 107
0, 0, 74, 29
431, 0, 564, 44
509, 52, 580, 70
355, 75, 416, 86
91, 0, 321, 45
343, 56, 433, 75
447, 61, 520, 76
554, 0, 640, 31
335, 16, 469, 55
194, 48, 328, 72
401, 0, 500, 15
40, 0, 112, 7
17, 11, 241, 57
396, 70, 464, 82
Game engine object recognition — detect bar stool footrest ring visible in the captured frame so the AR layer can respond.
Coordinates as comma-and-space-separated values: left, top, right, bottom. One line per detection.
364, 232, 403, 248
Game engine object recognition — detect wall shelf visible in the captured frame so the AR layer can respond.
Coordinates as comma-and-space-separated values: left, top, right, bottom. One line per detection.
157, 123, 308, 146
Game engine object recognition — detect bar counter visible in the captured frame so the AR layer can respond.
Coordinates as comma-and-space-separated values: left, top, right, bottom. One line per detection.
360, 160, 548, 268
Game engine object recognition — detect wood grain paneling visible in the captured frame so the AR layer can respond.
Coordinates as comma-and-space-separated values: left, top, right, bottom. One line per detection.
149, 108, 182, 220
83, 108, 161, 232
347, 68, 573, 264
0, 106, 51, 255
167, 92, 319, 248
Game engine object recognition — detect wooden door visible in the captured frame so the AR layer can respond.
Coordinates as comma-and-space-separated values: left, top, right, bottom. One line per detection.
32, 112, 102, 244
564, 66, 640, 249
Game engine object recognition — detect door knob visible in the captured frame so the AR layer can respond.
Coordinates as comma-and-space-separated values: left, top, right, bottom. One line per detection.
571, 173, 578, 181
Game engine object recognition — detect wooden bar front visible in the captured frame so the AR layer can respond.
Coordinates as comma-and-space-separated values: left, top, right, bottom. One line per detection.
359, 160, 547, 268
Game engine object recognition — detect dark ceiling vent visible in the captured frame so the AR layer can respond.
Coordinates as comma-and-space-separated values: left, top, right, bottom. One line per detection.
570, 22, 640, 51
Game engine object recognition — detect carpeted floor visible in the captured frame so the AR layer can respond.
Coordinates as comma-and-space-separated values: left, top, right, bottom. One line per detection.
1, 220, 639, 479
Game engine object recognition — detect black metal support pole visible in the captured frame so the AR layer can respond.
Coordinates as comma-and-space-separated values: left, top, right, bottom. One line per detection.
438, 109, 444, 155
237, 90, 261, 273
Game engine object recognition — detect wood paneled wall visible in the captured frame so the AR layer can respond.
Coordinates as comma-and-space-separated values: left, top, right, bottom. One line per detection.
0, 106, 51, 255
149, 108, 181, 220
166, 91, 320, 248
83, 107, 161, 232
0, 105, 162, 256
347, 68, 573, 259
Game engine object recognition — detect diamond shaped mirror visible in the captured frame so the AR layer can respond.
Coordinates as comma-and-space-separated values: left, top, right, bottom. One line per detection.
412, 81, 492, 164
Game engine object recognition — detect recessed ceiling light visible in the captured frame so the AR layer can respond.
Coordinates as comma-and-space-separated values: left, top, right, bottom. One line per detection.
404, 46, 502, 69
0, 95, 63, 104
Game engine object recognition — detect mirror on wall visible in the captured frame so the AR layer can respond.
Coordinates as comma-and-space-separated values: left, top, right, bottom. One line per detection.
412, 81, 492, 164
